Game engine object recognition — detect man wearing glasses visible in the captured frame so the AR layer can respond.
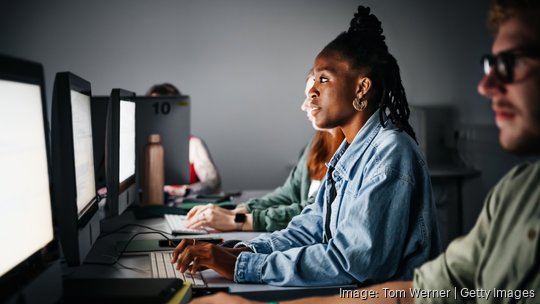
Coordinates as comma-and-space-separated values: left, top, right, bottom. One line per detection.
191, 0, 540, 303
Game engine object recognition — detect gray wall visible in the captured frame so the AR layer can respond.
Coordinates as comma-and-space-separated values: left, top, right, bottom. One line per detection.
0, 0, 492, 192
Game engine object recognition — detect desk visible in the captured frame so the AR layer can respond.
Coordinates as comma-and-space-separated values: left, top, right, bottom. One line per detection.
232, 190, 273, 203
65, 190, 351, 302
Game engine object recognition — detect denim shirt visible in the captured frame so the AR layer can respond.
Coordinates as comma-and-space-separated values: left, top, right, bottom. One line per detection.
235, 111, 441, 286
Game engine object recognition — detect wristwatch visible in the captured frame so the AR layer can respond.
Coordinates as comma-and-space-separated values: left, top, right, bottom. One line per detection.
234, 213, 246, 230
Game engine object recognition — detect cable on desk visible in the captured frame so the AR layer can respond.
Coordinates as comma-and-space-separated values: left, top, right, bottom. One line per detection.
98, 223, 172, 240
99, 254, 148, 273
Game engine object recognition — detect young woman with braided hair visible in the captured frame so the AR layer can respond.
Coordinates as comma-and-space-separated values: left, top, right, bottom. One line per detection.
171, 5, 441, 287
183, 74, 345, 233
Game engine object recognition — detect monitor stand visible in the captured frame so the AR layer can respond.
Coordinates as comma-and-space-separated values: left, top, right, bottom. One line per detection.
5, 261, 62, 304
118, 183, 138, 215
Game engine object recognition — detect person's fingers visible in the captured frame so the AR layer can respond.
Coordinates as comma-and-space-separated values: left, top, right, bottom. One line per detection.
176, 242, 213, 272
188, 264, 209, 272
176, 247, 193, 272
187, 204, 214, 221
164, 185, 185, 196
186, 207, 197, 219
190, 256, 201, 274
189, 209, 212, 228
170, 239, 192, 263
186, 205, 204, 219
188, 218, 208, 229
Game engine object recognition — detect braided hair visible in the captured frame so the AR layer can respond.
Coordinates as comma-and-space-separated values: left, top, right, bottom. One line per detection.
322, 6, 416, 142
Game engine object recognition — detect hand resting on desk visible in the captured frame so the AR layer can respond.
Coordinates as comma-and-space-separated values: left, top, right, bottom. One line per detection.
186, 203, 251, 231
170, 239, 252, 281
164, 184, 189, 197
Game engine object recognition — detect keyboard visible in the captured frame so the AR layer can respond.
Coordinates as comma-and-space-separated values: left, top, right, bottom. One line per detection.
149, 251, 207, 288
164, 214, 208, 235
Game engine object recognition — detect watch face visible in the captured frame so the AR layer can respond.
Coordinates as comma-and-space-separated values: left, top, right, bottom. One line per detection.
234, 213, 246, 223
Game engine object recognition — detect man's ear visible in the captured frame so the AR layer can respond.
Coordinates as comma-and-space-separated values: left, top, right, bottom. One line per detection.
356, 77, 372, 96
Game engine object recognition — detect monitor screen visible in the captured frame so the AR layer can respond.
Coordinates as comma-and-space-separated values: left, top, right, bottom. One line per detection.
70, 90, 97, 215
119, 99, 135, 184
105, 89, 137, 217
0, 79, 54, 277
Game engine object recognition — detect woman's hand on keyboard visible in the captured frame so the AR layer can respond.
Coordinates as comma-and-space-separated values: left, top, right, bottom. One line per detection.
186, 204, 242, 231
170, 239, 252, 281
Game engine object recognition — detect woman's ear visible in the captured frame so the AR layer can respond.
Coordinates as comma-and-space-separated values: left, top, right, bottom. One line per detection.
356, 77, 372, 96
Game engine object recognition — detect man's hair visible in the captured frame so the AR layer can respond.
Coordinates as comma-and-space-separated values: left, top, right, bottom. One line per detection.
488, 0, 540, 33
146, 83, 181, 96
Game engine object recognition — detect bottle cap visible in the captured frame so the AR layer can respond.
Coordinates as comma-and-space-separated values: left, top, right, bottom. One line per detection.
148, 134, 161, 143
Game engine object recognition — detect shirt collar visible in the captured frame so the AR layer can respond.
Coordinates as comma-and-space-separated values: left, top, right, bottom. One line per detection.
327, 110, 391, 181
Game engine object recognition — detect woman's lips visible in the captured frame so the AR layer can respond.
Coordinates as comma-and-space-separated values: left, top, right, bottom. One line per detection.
305, 106, 321, 121
310, 107, 321, 116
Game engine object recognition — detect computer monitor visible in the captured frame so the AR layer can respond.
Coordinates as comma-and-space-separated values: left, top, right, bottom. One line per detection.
134, 96, 190, 187
0, 54, 62, 303
51, 72, 101, 266
90, 96, 109, 190
409, 105, 459, 166
106, 89, 137, 217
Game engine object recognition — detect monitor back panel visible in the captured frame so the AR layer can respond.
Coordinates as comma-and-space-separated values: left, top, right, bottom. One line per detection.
90, 96, 109, 190
135, 96, 190, 187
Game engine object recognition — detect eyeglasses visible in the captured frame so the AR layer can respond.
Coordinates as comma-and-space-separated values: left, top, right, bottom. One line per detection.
481, 47, 540, 83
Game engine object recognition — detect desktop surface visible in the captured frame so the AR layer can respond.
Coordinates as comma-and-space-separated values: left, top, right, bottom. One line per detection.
63, 190, 353, 301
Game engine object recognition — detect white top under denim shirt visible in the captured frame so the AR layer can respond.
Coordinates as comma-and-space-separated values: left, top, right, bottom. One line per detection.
234, 110, 441, 286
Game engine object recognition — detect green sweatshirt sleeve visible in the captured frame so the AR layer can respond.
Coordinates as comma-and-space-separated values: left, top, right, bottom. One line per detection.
244, 142, 313, 232
251, 192, 317, 231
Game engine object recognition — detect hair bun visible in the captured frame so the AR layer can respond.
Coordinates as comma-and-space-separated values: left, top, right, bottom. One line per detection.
347, 6, 385, 43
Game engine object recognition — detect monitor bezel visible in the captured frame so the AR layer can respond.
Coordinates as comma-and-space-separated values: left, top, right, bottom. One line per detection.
51, 71, 102, 267
0, 53, 59, 302
51, 72, 99, 228
106, 88, 136, 216
90, 96, 110, 191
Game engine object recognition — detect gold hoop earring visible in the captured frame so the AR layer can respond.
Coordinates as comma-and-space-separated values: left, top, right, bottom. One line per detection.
352, 96, 368, 112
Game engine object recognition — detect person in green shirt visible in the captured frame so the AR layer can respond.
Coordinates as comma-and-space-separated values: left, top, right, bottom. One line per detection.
191, 0, 540, 302
185, 75, 345, 232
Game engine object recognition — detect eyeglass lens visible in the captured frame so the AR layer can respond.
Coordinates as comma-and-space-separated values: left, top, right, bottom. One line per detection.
482, 54, 512, 83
